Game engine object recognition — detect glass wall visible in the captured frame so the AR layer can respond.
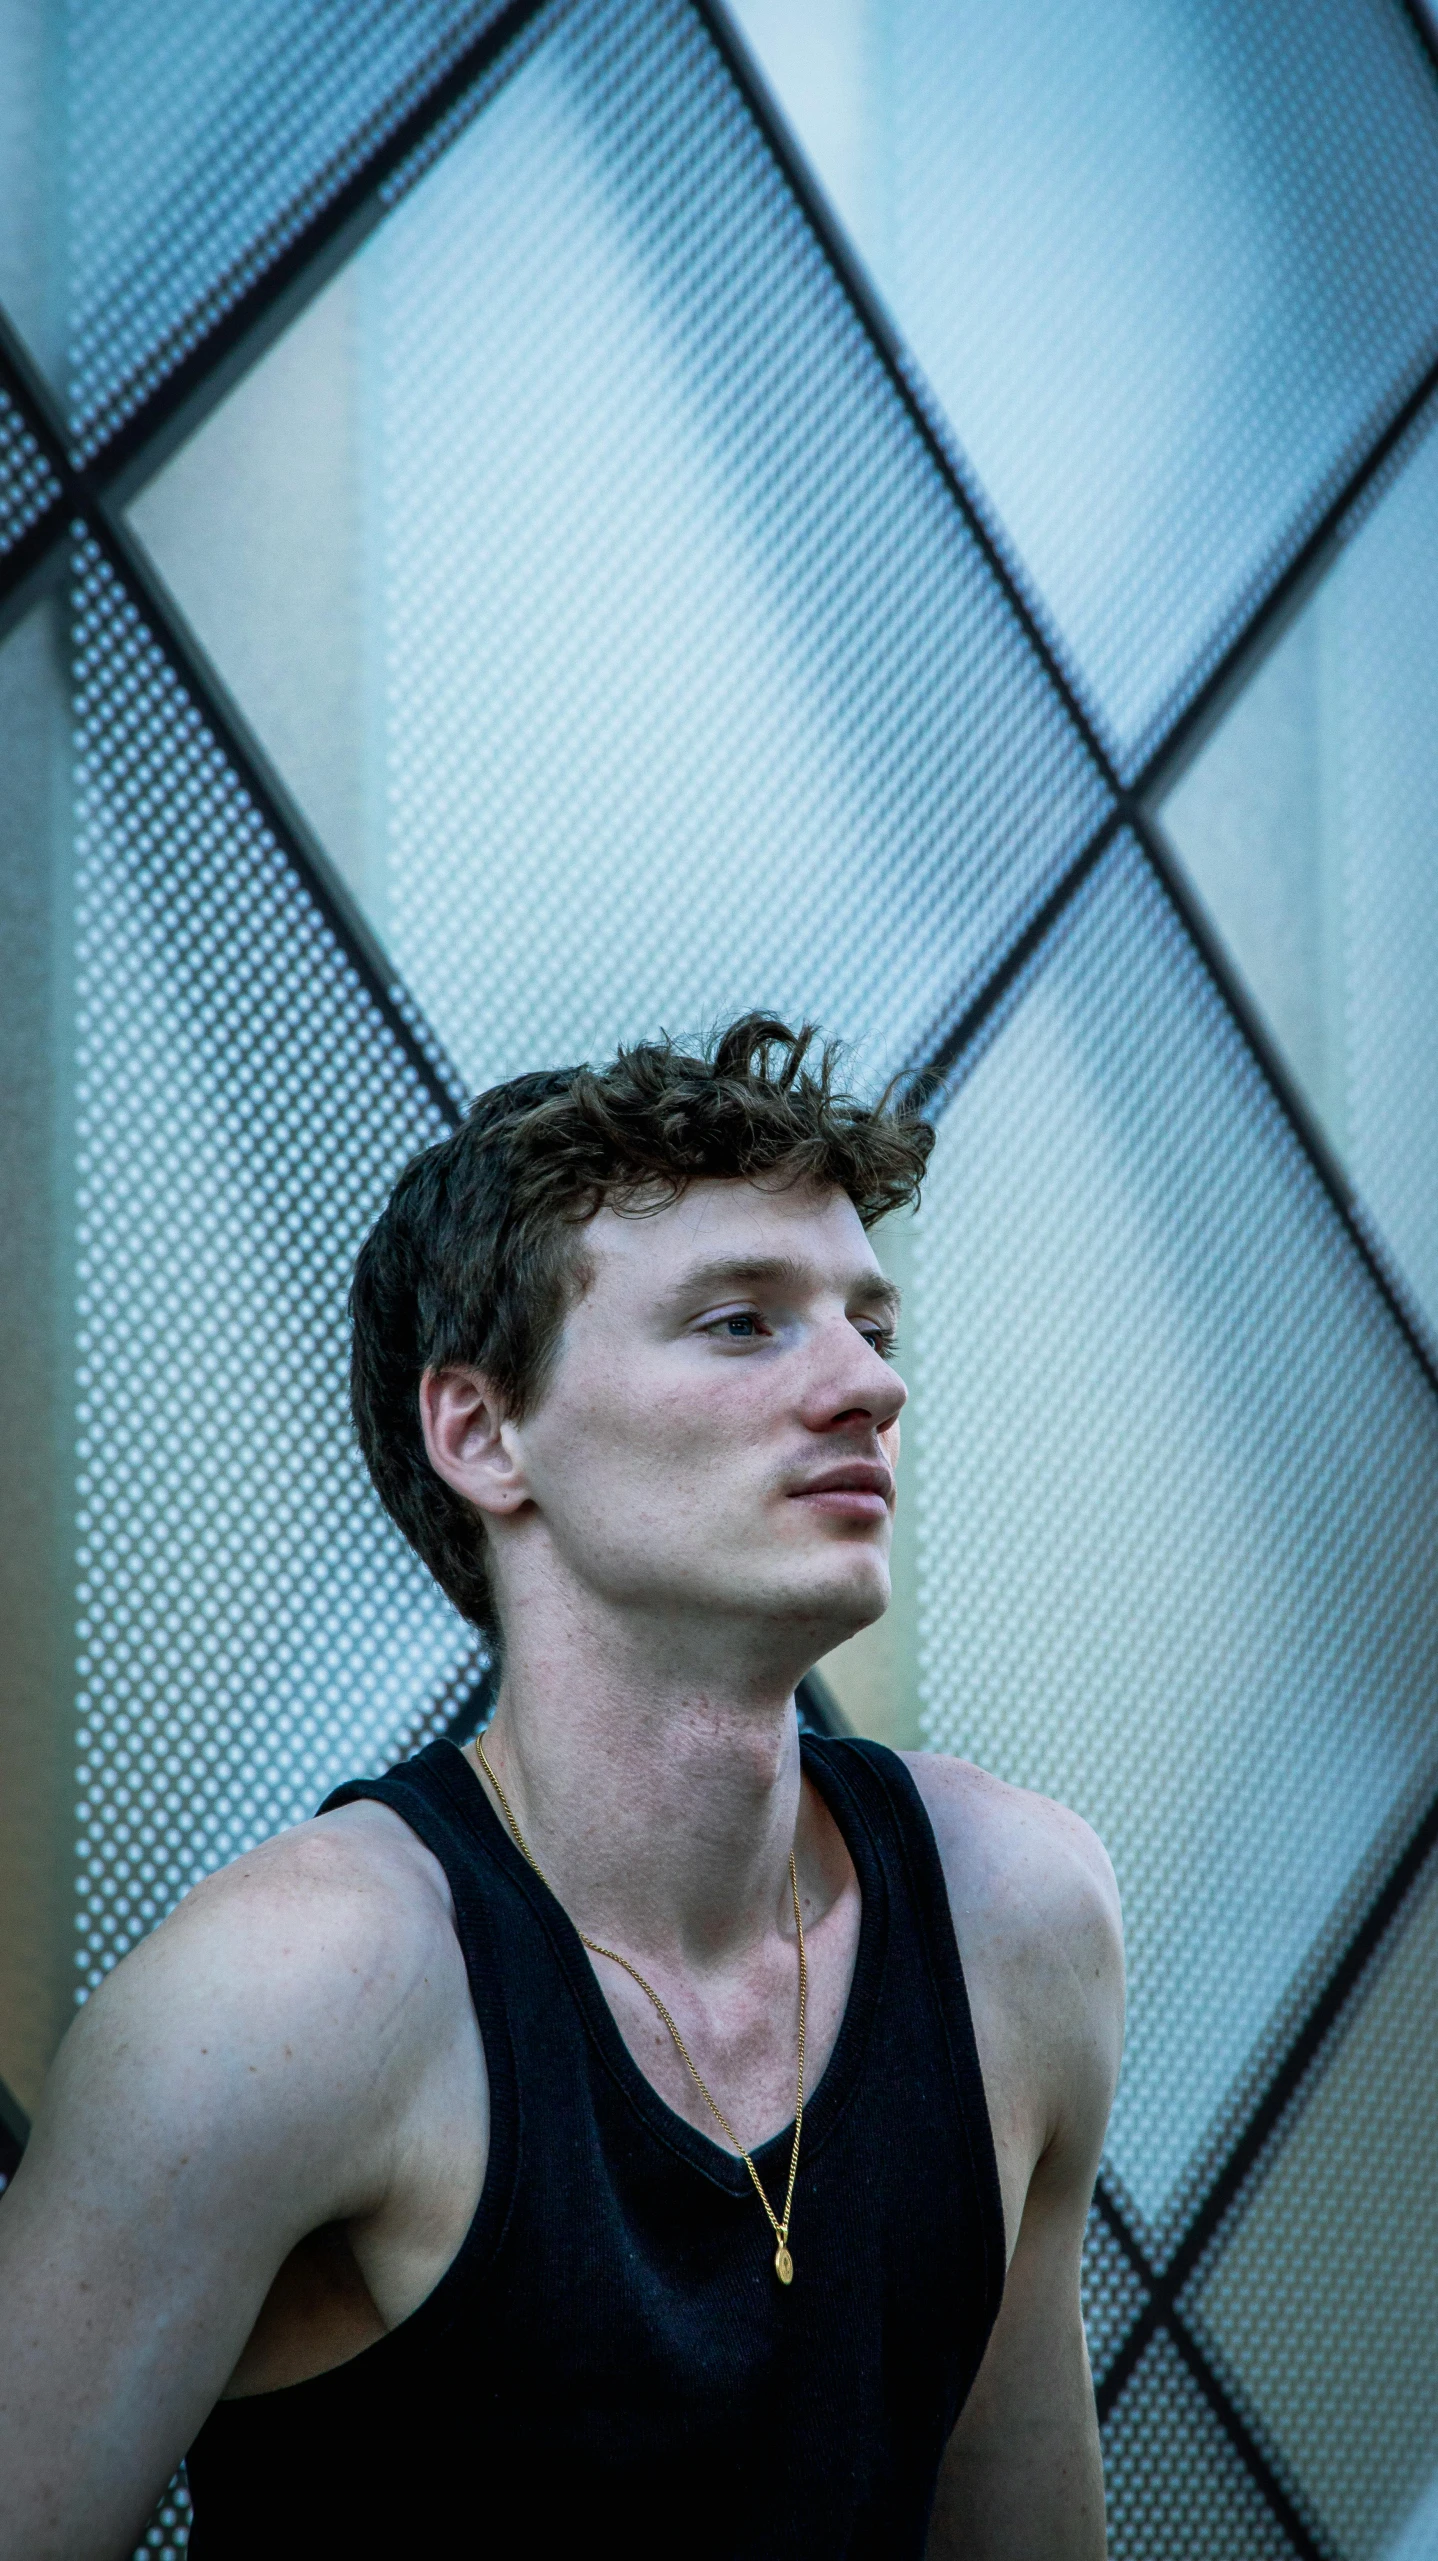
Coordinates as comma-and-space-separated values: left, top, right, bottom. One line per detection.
3, 4, 1438, 2551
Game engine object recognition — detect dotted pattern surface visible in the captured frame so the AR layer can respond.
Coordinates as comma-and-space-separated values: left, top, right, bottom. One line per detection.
133, 2472, 190, 2561
1163, 399, 1438, 1370
1325, 413, 1438, 1355
62, 0, 514, 457
1103, 2335, 1296, 2560
0, 386, 61, 553
1188, 1850, 1438, 2560
1081, 2203, 1150, 2393
736, 0, 1438, 774
9, 7, 1438, 2554
368, 0, 1108, 1097
69, 535, 476, 1999
913, 836, 1438, 2233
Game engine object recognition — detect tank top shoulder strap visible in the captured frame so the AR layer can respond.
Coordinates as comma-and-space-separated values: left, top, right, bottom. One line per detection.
318, 1738, 523, 2211
320, 1735, 492, 1882
802, 1734, 1006, 2304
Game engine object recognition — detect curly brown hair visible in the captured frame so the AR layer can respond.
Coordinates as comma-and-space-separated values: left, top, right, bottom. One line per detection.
350, 1015, 933, 1640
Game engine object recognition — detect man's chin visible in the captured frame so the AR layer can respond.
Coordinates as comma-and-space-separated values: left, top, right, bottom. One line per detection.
760, 1567, 892, 1650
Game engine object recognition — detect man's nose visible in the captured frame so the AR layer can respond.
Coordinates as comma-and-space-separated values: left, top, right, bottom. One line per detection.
806, 1326, 907, 1432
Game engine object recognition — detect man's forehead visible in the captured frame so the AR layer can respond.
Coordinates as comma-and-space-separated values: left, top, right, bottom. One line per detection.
587, 1175, 881, 1285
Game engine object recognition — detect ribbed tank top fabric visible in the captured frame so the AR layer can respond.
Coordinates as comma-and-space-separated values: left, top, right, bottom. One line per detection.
185, 1734, 1005, 2559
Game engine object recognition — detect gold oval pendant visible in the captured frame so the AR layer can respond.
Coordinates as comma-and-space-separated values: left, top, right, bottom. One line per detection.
775, 2242, 794, 2285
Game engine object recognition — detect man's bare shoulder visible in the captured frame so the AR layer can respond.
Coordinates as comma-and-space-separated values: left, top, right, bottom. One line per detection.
166, 1794, 456, 1964
0, 1804, 476, 2553
121, 1798, 456, 2036
900, 1750, 1121, 1955
899, 1751, 1124, 2169
34, 1798, 464, 2224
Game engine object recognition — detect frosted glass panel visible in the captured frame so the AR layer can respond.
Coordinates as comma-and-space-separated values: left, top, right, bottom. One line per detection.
1102, 2336, 1295, 2561
25, 0, 513, 453
130, 0, 1108, 1098
67, 537, 475, 1992
914, 837, 1438, 2225
1080, 2209, 1147, 2391
0, 381, 59, 559
732, 0, 1438, 771
1165, 409, 1438, 1348
1189, 1856, 1438, 2561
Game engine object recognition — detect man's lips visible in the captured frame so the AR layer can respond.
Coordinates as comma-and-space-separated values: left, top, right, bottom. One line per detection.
785, 1463, 894, 1521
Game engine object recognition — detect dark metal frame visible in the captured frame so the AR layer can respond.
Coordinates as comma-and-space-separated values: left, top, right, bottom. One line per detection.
3, 2, 1438, 2546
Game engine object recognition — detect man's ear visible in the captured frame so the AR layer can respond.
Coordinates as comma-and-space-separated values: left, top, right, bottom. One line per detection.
419, 1367, 531, 1520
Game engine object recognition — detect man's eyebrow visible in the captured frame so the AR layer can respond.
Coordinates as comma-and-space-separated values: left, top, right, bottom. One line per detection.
661, 1254, 901, 1316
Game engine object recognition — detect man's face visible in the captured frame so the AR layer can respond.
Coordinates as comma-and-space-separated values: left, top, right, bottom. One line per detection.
507, 1177, 906, 1655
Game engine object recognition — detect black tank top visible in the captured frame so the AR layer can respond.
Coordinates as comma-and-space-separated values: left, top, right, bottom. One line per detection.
186, 1734, 1005, 2558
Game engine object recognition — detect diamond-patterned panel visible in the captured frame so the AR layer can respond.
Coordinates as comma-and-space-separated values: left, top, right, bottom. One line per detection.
61, 0, 516, 456
732, 0, 1438, 773
1103, 2335, 1299, 2561
913, 836, 1438, 2232
1081, 2200, 1150, 2394
1165, 401, 1438, 1352
0, 381, 60, 555
1186, 1846, 1438, 2561
68, 535, 476, 1993
132, 0, 1110, 1101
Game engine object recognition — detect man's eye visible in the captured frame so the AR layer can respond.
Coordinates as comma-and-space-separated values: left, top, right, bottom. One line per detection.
861, 1328, 898, 1359
705, 1312, 765, 1340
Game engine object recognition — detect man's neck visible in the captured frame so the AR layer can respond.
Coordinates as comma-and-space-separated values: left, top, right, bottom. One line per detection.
470, 1615, 823, 1972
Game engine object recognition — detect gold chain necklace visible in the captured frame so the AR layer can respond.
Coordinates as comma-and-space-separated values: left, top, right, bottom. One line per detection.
475, 1728, 807, 2286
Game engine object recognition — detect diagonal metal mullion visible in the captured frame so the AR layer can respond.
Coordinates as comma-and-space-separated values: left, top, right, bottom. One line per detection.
60, 0, 558, 504
707, 0, 1438, 1401
0, 0, 558, 613
0, 38, 1433, 2550
913, 786, 1438, 1412
0, 313, 464, 1133
1093, 1779, 1438, 2518
691, 0, 1125, 806
715, 38, 1438, 2367
0, 2073, 29, 2185
1131, 346, 1438, 812
1164, 1776, 1438, 2302
702, 0, 1438, 1428
907, 810, 1125, 1106
2, 0, 1433, 1317
705, 0, 1438, 850
1132, 809, 1438, 1402
1165, 2306, 1332, 2561
1092, 2182, 1329, 2559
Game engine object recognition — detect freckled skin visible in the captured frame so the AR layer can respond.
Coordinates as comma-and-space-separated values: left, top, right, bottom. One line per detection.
0, 1178, 1122, 2561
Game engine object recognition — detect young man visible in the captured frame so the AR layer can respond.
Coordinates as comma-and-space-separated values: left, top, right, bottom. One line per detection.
0, 1017, 1123, 2558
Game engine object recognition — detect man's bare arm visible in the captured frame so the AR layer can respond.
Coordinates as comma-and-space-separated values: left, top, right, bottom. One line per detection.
908, 1760, 1125, 2560
0, 1819, 457, 2561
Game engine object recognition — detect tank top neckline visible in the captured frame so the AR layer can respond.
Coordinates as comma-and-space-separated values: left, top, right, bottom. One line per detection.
426, 1731, 891, 2195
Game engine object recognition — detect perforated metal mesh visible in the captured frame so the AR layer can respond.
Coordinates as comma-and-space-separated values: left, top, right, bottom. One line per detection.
913, 834, 1438, 2232
733, 0, 1438, 773
68, 535, 476, 1995
136, 0, 1108, 1098
1186, 1850, 1438, 2561
133, 2470, 190, 2561
62, 0, 515, 457
1102, 2335, 1297, 2560
3, 8, 1437, 2556
0, 381, 60, 552
1167, 400, 1438, 1357
1080, 2203, 1149, 2392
